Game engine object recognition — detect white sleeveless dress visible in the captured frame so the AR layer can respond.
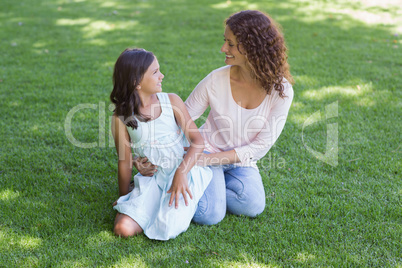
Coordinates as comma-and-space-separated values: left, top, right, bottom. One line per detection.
113, 93, 212, 240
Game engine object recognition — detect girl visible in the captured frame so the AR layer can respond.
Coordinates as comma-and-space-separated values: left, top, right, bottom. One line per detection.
110, 48, 212, 240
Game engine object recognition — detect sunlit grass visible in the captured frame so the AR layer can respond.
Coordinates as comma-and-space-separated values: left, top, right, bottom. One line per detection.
301, 85, 370, 100
0, 189, 20, 201
56, 18, 92, 26
211, 1, 259, 10
0, 229, 42, 251
286, 0, 401, 30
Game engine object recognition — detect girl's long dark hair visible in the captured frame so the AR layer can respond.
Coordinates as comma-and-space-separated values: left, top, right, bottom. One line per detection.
110, 48, 155, 129
226, 10, 294, 98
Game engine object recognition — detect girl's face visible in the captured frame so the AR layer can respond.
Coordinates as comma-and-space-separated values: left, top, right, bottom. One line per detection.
138, 57, 164, 94
221, 26, 247, 67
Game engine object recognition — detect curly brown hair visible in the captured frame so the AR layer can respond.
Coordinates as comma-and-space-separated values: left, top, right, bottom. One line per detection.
226, 10, 294, 97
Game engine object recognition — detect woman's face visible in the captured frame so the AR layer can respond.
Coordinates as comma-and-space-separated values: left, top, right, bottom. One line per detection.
221, 26, 247, 67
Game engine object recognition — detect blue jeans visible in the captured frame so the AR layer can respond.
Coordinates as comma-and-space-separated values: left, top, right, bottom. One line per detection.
192, 165, 266, 225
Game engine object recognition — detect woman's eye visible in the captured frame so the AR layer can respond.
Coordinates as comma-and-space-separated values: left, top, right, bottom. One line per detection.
224, 39, 234, 47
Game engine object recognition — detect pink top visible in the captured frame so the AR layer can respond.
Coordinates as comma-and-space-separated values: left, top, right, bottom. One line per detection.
185, 65, 294, 168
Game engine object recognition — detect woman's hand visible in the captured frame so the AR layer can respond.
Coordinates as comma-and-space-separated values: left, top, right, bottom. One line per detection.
167, 171, 193, 209
195, 151, 238, 166
133, 156, 157, 176
184, 147, 208, 166
195, 152, 208, 166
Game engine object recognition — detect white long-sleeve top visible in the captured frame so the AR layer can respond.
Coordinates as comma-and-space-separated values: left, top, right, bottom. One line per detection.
185, 65, 294, 169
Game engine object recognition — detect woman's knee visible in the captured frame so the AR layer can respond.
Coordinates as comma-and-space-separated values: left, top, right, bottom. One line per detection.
193, 166, 226, 225
227, 183, 266, 217
193, 201, 226, 225
246, 193, 266, 217
225, 167, 265, 217
228, 195, 265, 217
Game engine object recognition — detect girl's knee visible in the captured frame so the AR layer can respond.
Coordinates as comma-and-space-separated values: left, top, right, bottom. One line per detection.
114, 215, 142, 238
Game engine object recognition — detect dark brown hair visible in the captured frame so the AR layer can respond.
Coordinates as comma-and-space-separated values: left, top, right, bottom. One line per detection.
110, 48, 155, 129
226, 10, 294, 97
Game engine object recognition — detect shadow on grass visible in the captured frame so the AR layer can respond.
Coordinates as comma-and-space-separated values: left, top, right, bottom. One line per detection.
0, 0, 400, 266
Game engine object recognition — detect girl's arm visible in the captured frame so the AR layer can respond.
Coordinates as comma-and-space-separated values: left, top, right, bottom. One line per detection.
167, 93, 205, 208
111, 114, 133, 196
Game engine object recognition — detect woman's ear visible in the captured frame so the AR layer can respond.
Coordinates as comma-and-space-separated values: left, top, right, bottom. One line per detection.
238, 44, 246, 55
136, 85, 141, 90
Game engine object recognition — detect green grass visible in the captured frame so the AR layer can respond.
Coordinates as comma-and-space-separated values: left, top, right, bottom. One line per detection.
0, 0, 401, 267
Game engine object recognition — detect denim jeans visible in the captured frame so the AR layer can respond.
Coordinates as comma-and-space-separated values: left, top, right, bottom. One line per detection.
192, 164, 266, 225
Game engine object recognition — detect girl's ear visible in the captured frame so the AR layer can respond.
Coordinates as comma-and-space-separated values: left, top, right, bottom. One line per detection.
136, 85, 141, 90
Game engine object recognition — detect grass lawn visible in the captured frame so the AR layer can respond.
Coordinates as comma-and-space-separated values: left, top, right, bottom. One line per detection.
0, 0, 401, 267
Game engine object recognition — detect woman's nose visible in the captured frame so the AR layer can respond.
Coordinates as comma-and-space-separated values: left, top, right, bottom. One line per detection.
221, 43, 228, 53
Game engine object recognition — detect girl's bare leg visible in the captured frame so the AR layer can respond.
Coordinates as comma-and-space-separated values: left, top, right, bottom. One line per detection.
114, 212, 143, 238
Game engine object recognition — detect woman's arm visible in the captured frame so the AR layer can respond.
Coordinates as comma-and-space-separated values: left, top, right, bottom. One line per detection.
167, 93, 205, 208
196, 149, 240, 166
133, 156, 157, 176
111, 114, 133, 196
184, 72, 212, 121
197, 82, 294, 167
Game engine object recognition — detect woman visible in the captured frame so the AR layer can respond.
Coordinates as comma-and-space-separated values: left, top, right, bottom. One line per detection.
134, 10, 294, 225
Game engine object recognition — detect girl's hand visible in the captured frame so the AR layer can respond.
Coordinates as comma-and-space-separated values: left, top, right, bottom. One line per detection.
133, 156, 157, 176
167, 171, 193, 209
